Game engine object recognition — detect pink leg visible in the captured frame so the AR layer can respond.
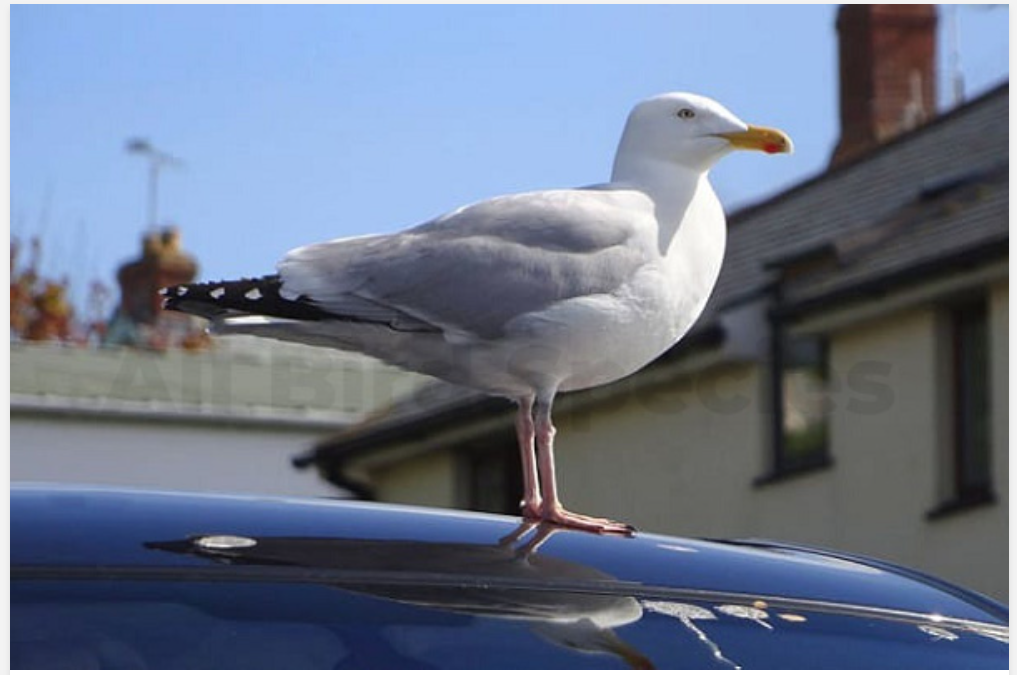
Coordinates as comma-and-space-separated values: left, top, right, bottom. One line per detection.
533, 395, 634, 535
515, 396, 542, 519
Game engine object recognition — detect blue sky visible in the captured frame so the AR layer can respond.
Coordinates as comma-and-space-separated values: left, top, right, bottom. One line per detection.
11, 5, 1009, 310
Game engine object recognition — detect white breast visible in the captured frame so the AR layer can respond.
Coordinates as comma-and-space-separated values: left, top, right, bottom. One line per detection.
484, 181, 726, 396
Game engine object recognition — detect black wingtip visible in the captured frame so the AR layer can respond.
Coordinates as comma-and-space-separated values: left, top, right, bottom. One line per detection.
161, 275, 335, 322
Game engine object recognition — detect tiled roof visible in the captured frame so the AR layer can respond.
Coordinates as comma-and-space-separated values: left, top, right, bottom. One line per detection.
710, 83, 1008, 315
776, 163, 1007, 313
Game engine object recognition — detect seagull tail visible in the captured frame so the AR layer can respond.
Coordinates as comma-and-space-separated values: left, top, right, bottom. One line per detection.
160, 275, 333, 323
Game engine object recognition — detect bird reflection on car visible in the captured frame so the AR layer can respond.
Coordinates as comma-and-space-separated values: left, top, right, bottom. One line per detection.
147, 521, 655, 668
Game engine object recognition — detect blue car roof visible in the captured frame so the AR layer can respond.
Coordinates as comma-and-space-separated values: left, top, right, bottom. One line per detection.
11, 483, 1006, 629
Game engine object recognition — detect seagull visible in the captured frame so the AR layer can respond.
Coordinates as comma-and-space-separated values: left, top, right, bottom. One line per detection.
163, 93, 792, 534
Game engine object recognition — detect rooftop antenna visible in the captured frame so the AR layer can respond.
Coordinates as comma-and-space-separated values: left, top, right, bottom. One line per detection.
126, 138, 184, 233
946, 4, 965, 107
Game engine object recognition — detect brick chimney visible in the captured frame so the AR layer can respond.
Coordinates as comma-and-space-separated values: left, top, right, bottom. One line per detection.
115, 226, 197, 326
831, 5, 938, 167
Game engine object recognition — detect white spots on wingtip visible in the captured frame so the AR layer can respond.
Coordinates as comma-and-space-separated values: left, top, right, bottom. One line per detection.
244, 288, 263, 301
210, 287, 226, 300
176, 286, 188, 296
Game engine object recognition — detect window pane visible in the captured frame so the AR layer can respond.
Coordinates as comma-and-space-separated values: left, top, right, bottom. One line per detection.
780, 336, 829, 468
464, 441, 522, 515
952, 299, 991, 497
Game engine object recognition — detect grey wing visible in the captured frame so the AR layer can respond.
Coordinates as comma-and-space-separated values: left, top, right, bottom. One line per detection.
276, 189, 655, 339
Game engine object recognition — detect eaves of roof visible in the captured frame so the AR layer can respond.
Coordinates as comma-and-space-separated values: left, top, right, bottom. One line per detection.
773, 235, 1008, 321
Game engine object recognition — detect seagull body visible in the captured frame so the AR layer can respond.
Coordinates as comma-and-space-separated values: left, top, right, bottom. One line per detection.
165, 93, 791, 533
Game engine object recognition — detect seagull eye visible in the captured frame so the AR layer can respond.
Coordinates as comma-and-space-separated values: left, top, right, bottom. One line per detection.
676, 108, 696, 120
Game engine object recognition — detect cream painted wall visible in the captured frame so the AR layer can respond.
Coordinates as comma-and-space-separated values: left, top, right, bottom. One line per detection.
822, 310, 942, 556
374, 451, 459, 509
551, 364, 767, 536
11, 416, 339, 497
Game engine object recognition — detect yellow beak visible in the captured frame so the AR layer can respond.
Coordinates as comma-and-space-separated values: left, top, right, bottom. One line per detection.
718, 125, 794, 155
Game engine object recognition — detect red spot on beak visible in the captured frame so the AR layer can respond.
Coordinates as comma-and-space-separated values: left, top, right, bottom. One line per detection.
763, 143, 782, 154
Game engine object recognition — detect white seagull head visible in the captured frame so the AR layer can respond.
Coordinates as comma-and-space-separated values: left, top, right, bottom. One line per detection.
615, 92, 793, 174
